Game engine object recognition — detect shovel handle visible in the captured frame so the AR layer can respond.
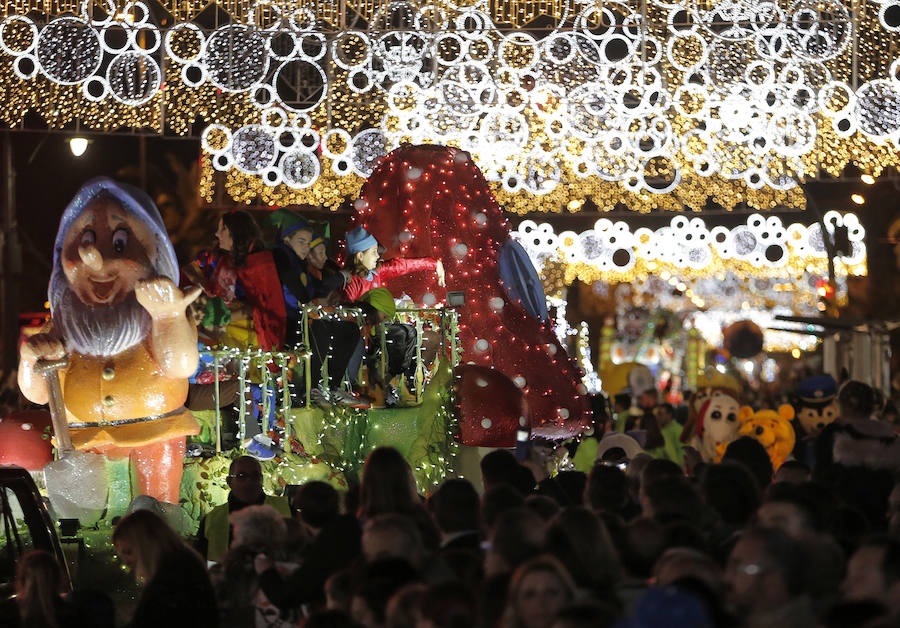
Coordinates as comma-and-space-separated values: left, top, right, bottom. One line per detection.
33, 357, 69, 375
35, 357, 74, 458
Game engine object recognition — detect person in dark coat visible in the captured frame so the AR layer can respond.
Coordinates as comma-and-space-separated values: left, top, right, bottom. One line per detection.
113, 509, 218, 628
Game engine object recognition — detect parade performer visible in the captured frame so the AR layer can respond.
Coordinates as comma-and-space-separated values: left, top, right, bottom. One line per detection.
17, 178, 200, 503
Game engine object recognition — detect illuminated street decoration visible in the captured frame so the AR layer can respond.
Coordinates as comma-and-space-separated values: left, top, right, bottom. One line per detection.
513, 212, 867, 351
2, 1, 900, 211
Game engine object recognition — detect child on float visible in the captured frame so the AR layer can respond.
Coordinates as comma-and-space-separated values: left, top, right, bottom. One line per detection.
270, 213, 367, 408
341, 226, 445, 406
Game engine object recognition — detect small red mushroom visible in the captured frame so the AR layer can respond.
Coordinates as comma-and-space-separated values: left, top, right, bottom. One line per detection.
0, 410, 54, 470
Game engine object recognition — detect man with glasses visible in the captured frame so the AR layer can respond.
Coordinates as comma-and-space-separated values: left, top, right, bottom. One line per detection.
195, 456, 291, 563
724, 526, 815, 627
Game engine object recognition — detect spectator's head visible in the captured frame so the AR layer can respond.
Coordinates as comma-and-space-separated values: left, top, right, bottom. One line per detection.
417, 582, 478, 628
700, 462, 760, 527
384, 582, 427, 628
359, 447, 418, 519
641, 476, 703, 525
481, 483, 525, 536
227, 456, 265, 505
613, 393, 631, 414
724, 526, 808, 616
838, 380, 880, 422
654, 403, 675, 427
654, 547, 723, 595
525, 495, 561, 522
721, 436, 774, 488
294, 481, 340, 529
428, 478, 480, 534
757, 483, 825, 540
229, 504, 287, 552
554, 471, 587, 507
15, 550, 64, 628
584, 463, 629, 514
842, 536, 900, 603
481, 449, 520, 491
545, 506, 620, 593
113, 509, 189, 582
351, 558, 420, 628
621, 517, 666, 579
773, 460, 811, 484
362, 514, 425, 567
640, 458, 683, 489
486, 507, 547, 576
326, 568, 355, 612
505, 556, 576, 628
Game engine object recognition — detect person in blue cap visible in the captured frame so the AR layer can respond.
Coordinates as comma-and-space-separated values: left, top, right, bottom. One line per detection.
340, 226, 444, 406
340, 225, 444, 302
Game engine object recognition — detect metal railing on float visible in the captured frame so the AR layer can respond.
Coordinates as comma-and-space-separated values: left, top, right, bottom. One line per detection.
199, 304, 461, 453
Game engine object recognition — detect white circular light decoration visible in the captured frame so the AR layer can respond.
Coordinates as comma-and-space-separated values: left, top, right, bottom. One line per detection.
231, 125, 278, 175
106, 52, 160, 105
513, 376, 526, 388
474, 338, 490, 353
36, 17, 103, 85
421, 292, 437, 306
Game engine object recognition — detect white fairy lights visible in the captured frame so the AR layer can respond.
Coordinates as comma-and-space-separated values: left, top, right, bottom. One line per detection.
3, 1, 900, 209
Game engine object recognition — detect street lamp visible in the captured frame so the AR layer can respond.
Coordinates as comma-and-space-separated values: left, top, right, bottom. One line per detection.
69, 137, 89, 157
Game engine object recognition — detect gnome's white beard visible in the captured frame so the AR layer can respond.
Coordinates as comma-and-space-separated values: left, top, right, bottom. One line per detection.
49, 266, 151, 357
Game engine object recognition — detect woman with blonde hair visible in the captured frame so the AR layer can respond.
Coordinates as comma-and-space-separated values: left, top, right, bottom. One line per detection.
504, 555, 576, 628
113, 509, 218, 627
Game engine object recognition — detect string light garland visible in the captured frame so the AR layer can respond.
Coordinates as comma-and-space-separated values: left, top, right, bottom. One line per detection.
514, 211, 866, 351
4, 1, 900, 211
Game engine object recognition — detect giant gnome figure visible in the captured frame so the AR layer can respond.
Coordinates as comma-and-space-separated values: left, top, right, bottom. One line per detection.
18, 178, 200, 506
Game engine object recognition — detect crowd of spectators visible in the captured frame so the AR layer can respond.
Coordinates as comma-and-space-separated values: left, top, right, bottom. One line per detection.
14, 393, 900, 628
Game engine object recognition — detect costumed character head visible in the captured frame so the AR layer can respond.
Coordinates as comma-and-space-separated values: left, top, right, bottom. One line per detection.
345, 226, 380, 275
216, 210, 261, 268
50, 177, 179, 357
793, 375, 839, 436
735, 405, 796, 470
685, 394, 741, 462
680, 373, 740, 446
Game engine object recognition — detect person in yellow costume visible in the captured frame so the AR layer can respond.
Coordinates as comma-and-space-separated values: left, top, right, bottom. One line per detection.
18, 178, 199, 504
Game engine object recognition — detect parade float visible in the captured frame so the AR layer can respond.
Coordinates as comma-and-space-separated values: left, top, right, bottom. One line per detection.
8, 144, 591, 534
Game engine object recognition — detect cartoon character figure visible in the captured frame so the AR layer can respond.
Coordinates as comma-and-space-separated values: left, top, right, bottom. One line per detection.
17, 178, 200, 504
682, 394, 742, 462
680, 373, 741, 459
735, 405, 796, 470
793, 375, 839, 436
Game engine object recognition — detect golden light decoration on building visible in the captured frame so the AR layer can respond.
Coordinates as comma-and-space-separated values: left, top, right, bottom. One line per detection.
3, 1, 900, 210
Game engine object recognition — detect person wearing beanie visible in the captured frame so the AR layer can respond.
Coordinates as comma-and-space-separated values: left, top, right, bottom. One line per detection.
341, 226, 445, 303
341, 227, 444, 406
270, 212, 368, 410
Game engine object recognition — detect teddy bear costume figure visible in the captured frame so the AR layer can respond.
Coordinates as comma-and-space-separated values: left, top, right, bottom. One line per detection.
17, 178, 200, 504
735, 405, 796, 470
